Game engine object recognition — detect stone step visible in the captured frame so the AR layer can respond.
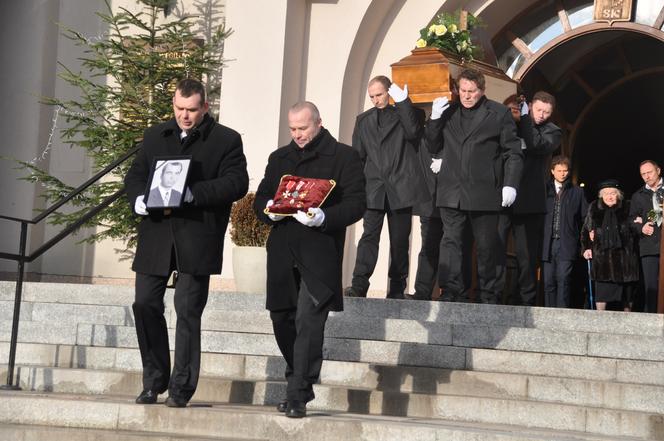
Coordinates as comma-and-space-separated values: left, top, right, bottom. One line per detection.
0, 423, 256, 441
0, 390, 651, 441
2, 281, 662, 337
9, 364, 664, 415
4, 316, 664, 366
4, 341, 664, 389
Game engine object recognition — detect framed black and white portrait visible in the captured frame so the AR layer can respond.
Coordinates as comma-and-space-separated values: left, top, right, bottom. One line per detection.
143, 156, 192, 209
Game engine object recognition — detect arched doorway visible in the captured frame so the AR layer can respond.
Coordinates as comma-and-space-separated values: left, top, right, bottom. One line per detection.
488, 0, 664, 199
517, 27, 664, 199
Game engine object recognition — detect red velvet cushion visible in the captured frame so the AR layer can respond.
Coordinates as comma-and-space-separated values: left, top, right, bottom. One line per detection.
265, 175, 336, 215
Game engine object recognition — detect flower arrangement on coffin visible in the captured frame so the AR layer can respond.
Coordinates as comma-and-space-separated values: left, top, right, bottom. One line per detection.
415, 11, 482, 61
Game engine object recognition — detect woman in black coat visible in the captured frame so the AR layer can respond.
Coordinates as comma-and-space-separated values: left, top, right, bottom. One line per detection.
581, 179, 639, 311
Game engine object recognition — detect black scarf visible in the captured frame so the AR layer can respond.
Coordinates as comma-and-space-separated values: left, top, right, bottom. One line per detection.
598, 203, 622, 250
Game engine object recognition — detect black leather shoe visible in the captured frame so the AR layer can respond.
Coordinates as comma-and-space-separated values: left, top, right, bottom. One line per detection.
343, 287, 366, 298
276, 399, 288, 413
164, 396, 188, 408
135, 390, 159, 404
285, 400, 306, 418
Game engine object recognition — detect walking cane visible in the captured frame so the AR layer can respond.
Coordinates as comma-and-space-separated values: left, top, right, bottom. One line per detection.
586, 259, 595, 310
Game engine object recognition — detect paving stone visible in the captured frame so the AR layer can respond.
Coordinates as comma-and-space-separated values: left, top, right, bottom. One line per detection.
588, 333, 664, 361
0, 320, 78, 345
453, 325, 588, 356
525, 307, 664, 336
32, 303, 134, 327
466, 348, 618, 381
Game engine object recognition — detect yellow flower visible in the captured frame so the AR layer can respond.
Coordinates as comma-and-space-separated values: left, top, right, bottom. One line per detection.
416, 38, 427, 48
428, 24, 436, 35
448, 24, 458, 34
458, 40, 468, 51
434, 24, 447, 36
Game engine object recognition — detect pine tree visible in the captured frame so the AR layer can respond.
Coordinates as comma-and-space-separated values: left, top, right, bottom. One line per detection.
13, 0, 230, 258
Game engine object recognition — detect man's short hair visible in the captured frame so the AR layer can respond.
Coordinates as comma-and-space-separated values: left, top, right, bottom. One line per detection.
532, 91, 556, 108
368, 75, 391, 90
503, 94, 519, 106
640, 159, 661, 169
176, 78, 206, 106
162, 161, 183, 176
551, 155, 570, 170
458, 68, 485, 91
289, 101, 321, 122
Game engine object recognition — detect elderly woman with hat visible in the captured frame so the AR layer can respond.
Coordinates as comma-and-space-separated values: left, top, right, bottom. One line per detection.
581, 179, 640, 311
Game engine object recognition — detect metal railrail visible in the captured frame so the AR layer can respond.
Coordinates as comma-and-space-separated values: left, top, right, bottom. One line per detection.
0, 145, 140, 390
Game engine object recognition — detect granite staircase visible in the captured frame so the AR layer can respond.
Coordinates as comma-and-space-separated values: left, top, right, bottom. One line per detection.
1, 281, 663, 440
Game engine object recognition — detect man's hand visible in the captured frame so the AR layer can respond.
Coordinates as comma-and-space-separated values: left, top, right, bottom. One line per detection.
430, 158, 442, 174
501, 186, 517, 207
184, 187, 194, 203
430, 97, 450, 120
589, 230, 595, 242
388, 83, 408, 103
520, 101, 529, 116
583, 249, 592, 260
134, 196, 148, 216
266, 199, 286, 222
642, 222, 655, 236
294, 208, 325, 228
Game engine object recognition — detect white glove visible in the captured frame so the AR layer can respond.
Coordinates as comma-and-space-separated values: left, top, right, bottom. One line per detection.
430, 158, 442, 174
430, 97, 449, 120
501, 186, 517, 207
134, 196, 148, 216
266, 199, 286, 222
388, 83, 408, 103
520, 101, 529, 116
294, 207, 325, 228
184, 187, 194, 203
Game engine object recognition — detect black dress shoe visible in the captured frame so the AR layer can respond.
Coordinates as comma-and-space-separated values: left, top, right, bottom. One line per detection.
164, 396, 188, 408
285, 400, 306, 418
276, 399, 288, 412
343, 287, 365, 298
135, 390, 159, 404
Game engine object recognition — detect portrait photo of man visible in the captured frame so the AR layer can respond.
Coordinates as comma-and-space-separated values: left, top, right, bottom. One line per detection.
145, 159, 190, 209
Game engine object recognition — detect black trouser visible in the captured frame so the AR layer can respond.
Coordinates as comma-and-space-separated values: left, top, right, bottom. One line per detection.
351, 202, 412, 298
270, 273, 330, 402
496, 212, 543, 305
440, 208, 499, 303
642, 255, 660, 313
133, 271, 210, 401
413, 216, 444, 300
542, 238, 574, 308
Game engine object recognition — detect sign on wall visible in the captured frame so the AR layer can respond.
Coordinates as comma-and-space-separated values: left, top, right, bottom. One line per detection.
594, 0, 633, 24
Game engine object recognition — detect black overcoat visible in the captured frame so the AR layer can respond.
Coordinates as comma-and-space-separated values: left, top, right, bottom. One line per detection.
412, 138, 440, 218
629, 185, 662, 257
124, 114, 249, 276
424, 97, 523, 211
581, 199, 639, 282
541, 180, 587, 261
253, 129, 366, 312
511, 117, 562, 214
353, 99, 429, 210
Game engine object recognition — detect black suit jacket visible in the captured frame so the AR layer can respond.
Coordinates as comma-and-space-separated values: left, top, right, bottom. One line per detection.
629, 185, 662, 257
254, 129, 366, 312
353, 98, 429, 210
125, 114, 249, 276
541, 180, 587, 262
146, 187, 183, 208
511, 116, 562, 215
424, 97, 523, 211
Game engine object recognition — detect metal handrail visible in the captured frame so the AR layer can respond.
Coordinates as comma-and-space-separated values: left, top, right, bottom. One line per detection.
0, 145, 140, 390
